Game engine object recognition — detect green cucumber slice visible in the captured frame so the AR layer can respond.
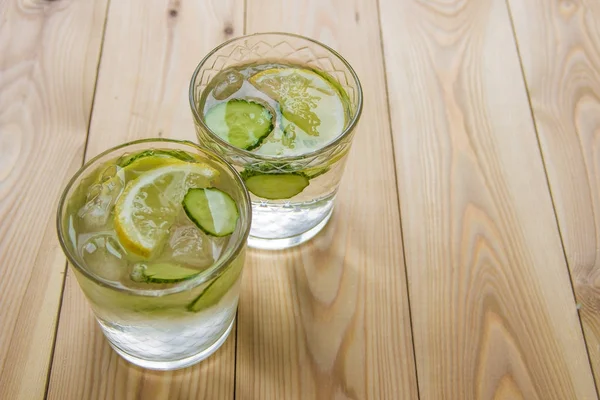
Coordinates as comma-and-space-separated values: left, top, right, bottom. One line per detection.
118, 149, 196, 167
183, 188, 239, 237
139, 263, 200, 283
204, 99, 273, 150
242, 172, 309, 200
187, 257, 243, 312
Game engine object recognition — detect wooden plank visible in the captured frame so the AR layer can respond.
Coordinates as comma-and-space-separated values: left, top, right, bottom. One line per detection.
378, 0, 598, 398
0, 0, 109, 398
237, 1, 419, 399
507, 0, 600, 387
46, 0, 243, 398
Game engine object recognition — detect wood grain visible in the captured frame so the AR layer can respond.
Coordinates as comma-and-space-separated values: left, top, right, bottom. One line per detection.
46, 0, 243, 398
0, 0, 109, 398
508, 0, 600, 387
378, 0, 598, 398
237, 0, 419, 399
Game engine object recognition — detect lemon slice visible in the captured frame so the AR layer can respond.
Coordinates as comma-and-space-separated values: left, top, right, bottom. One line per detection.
93, 150, 191, 191
114, 162, 219, 258
249, 67, 347, 138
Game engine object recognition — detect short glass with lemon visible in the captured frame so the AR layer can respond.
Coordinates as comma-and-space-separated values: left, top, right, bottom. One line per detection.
56, 139, 251, 370
190, 33, 363, 249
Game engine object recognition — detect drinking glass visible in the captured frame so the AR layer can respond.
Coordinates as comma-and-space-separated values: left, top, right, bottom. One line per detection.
56, 139, 251, 370
190, 32, 362, 250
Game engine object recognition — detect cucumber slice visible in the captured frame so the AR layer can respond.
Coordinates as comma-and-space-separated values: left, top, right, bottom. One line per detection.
204, 99, 273, 150
187, 257, 243, 312
183, 188, 239, 237
118, 149, 196, 167
139, 263, 200, 283
242, 172, 309, 200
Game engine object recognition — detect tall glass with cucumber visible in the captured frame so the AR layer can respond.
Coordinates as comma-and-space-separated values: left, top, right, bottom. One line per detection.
56, 139, 251, 370
190, 33, 363, 250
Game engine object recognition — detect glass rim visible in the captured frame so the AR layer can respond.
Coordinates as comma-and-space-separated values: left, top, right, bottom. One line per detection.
56, 138, 252, 297
189, 31, 363, 163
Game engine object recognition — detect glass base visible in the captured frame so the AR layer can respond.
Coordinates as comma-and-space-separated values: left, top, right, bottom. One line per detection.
107, 318, 235, 370
248, 208, 333, 250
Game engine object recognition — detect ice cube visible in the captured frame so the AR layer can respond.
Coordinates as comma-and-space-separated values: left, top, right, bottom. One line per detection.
160, 217, 216, 268
79, 232, 127, 281
212, 71, 244, 100
77, 170, 124, 231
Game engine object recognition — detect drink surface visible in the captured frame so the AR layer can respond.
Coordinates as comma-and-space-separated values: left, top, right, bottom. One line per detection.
201, 63, 352, 157
63, 148, 242, 309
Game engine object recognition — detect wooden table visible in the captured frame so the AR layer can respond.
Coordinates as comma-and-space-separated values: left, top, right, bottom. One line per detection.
2, 0, 600, 398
